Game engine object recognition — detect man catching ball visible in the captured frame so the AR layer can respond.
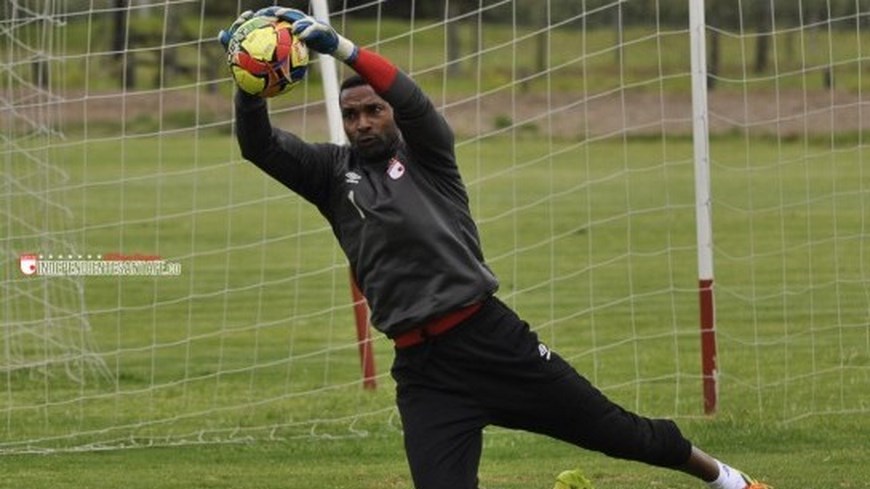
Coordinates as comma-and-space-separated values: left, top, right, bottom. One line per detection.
219, 7, 771, 489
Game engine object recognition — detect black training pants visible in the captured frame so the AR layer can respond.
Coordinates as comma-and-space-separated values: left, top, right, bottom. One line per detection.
390, 296, 693, 489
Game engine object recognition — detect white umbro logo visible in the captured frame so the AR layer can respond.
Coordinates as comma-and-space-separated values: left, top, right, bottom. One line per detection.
345, 171, 362, 184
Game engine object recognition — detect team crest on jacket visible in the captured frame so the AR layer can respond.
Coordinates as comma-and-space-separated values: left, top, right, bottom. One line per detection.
387, 157, 405, 180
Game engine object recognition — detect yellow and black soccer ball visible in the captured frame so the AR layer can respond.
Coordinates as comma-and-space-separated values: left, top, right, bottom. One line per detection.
226, 16, 309, 98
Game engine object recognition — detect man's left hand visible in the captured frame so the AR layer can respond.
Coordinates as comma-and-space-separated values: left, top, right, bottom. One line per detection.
255, 6, 359, 63
217, 10, 254, 50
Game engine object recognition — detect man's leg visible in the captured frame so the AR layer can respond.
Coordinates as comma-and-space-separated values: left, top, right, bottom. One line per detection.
466, 305, 768, 488
392, 345, 488, 489
454, 299, 692, 467
491, 362, 693, 467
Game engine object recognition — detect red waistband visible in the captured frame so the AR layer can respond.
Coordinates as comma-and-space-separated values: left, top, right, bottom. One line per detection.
393, 302, 483, 349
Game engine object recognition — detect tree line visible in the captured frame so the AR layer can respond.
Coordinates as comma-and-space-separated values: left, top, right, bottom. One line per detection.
33, 0, 866, 28
8, 1, 864, 90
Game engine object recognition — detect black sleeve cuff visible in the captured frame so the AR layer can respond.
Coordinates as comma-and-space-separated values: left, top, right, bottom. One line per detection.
234, 90, 266, 112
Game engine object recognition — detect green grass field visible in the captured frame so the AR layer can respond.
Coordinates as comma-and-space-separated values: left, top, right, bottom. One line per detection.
3, 130, 868, 487
1, 415, 867, 489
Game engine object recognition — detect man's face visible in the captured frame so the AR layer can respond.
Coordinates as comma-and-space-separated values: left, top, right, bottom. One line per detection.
340, 84, 400, 160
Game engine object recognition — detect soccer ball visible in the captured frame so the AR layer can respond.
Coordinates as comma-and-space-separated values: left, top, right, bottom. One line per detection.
226, 16, 309, 98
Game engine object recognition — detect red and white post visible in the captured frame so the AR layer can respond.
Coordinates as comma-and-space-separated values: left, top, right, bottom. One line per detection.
689, 0, 717, 414
349, 270, 377, 390
312, 0, 377, 390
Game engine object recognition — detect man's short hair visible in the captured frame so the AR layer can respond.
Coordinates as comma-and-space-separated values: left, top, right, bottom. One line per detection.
340, 75, 369, 93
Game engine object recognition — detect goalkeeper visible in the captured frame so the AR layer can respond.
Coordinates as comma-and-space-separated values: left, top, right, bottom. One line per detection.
219, 8, 769, 489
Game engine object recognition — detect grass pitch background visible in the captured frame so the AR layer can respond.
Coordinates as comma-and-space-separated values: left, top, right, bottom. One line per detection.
4, 133, 867, 487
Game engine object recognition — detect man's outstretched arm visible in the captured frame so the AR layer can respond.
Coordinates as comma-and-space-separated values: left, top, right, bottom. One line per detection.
262, 7, 456, 170
220, 11, 337, 208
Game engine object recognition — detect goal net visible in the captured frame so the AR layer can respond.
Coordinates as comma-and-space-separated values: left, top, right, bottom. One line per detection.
1, 0, 867, 453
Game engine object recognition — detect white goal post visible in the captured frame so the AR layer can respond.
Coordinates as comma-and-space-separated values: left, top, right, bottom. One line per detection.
1, 0, 867, 453
688, 0, 717, 415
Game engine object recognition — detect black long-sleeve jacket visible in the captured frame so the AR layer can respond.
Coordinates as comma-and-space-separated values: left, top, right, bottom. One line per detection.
235, 55, 498, 337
